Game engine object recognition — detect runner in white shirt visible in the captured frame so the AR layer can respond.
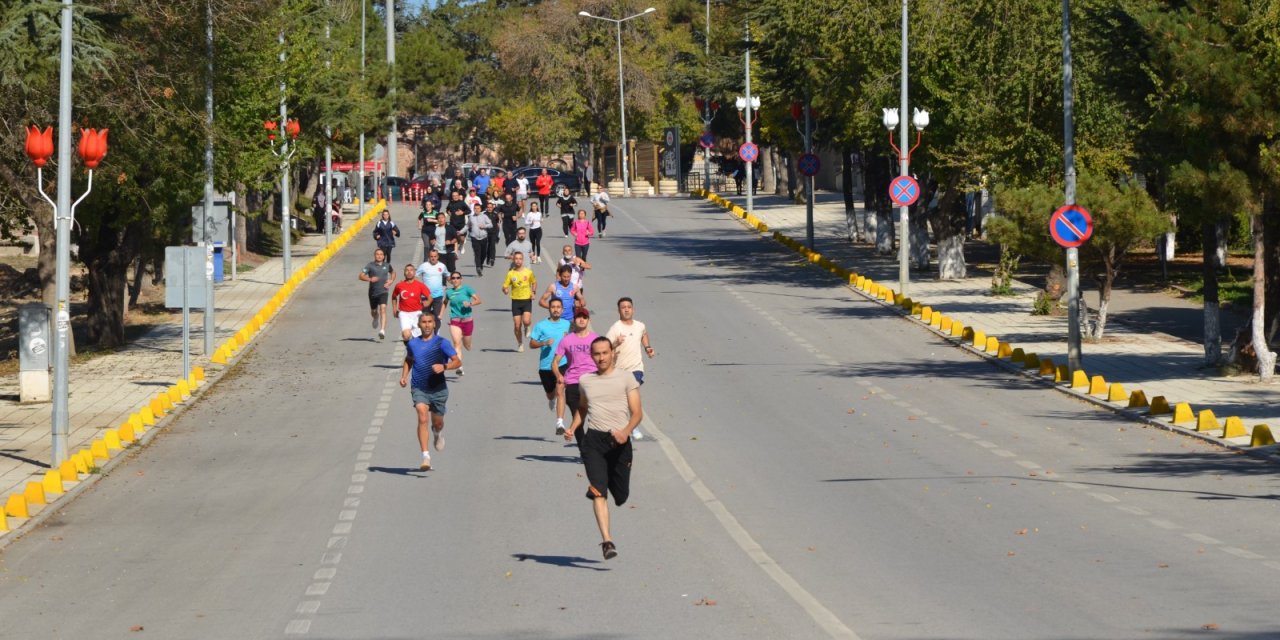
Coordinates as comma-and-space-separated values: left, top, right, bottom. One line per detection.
516, 175, 531, 207
523, 203, 544, 264
605, 296, 654, 439
415, 250, 450, 324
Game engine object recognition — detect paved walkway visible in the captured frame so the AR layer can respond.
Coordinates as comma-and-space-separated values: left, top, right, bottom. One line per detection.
712, 191, 1280, 448
0, 209, 365, 507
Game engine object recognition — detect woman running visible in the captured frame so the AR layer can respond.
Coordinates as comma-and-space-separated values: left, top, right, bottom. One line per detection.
524, 202, 544, 264
570, 209, 594, 261
445, 271, 481, 375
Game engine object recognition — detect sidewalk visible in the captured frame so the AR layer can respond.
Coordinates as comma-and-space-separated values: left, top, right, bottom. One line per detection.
0, 207, 371, 521
710, 190, 1280, 449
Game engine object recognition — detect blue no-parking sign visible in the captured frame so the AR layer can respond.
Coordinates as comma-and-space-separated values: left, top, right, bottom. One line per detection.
738, 142, 759, 163
1049, 204, 1093, 248
888, 175, 920, 207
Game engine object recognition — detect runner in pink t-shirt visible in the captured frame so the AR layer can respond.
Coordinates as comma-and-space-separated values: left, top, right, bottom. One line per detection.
570, 209, 594, 261
552, 308, 599, 432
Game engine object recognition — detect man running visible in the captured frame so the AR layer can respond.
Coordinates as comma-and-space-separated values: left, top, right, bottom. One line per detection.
467, 203, 493, 276
444, 271, 480, 376
504, 227, 533, 269
559, 244, 591, 293
502, 251, 537, 352
529, 297, 571, 429
416, 249, 448, 325
569, 336, 642, 560
360, 248, 396, 340
606, 297, 654, 439
433, 212, 460, 274
391, 263, 432, 342
552, 307, 598, 436
484, 200, 502, 269
498, 192, 521, 246
540, 264, 584, 323
400, 314, 461, 471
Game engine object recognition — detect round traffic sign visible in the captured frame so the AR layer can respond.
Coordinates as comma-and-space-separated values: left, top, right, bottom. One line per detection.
699, 133, 714, 149
798, 153, 821, 177
738, 142, 759, 163
888, 175, 920, 207
1049, 204, 1093, 248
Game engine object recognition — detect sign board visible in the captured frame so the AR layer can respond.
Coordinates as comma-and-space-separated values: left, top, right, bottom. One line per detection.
738, 142, 759, 163
699, 133, 715, 149
889, 175, 921, 207
1049, 204, 1093, 248
164, 246, 208, 309
661, 127, 680, 178
191, 199, 232, 245
798, 153, 821, 177
18, 304, 50, 372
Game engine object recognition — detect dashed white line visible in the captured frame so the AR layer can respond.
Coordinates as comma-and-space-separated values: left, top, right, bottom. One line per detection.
1222, 547, 1264, 559
1114, 505, 1149, 516
285, 620, 311, 635
1014, 460, 1040, 470
1061, 482, 1088, 490
975, 440, 998, 449
305, 583, 331, 596
1147, 518, 1180, 530
1087, 492, 1119, 504
991, 449, 1017, 458
1184, 533, 1222, 545
1263, 560, 1280, 571
314, 568, 338, 580
296, 601, 321, 615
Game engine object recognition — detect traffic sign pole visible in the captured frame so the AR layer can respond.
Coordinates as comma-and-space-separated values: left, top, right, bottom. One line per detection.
1062, 0, 1081, 372
804, 98, 814, 250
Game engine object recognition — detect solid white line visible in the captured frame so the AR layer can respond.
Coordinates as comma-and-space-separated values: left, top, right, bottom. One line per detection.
975, 440, 998, 449
1014, 460, 1040, 470
1263, 560, 1280, 571
1221, 547, 1264, 560
640, 414, 861, 639
924, 416, 942, 424
957, 433, 977, 440
1147, 518, 1180, 530
991, 449, 1017, 458
939, 425, 958, 432
1061, 482, 1088, 490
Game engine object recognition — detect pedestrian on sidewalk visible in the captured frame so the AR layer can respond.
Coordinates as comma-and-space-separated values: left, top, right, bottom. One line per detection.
590, 186, 610, 237
605, 296, 653, 439
570, 210, 594, 260
556, 185, 578, 237
360, 248, 397, 341
553, 308, 598, 436
391, 264, 432, 342
530, 297, 572, 432
444, 271, 480, 376
568, 335, 643, 560
502, 251, 537, 352
467, 203, 493, 276
373, 210, 401, 264
400, 313, 461, 471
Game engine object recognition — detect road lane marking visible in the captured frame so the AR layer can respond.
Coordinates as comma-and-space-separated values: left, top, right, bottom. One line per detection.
924, 417, 942, 424
1184, 533, 1222, 545
975, 440, 998, 449
1014, 461, 1040, 469
1147, 518, 1180, 530
939, 425, 958, 432
296, 601, 321, 615
1061, 482, 1088, 490
640, 413, 861, 639
957, 433, 977, 440
1114, 505, 1149, 516
1222, 547, 1264, 559
991, 449, 1017, 458
285, 620, 311, 635
1087, 492, 1119, 503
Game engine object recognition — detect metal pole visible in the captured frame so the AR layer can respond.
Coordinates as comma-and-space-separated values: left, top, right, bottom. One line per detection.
181, 248, 190, 380
897, 0, 910, 296
279, 30, 292, 281
324, 4, 333, 245
616, 21, 630, 196
704, 0, 711, 193
51, 0, 74, 466
1062, 0, 1081, 371
358, 0, 366, 218
805, 97, 814, 250
744, 20, 754, 216
203, 0, 216, 356
386, 0, 397, 187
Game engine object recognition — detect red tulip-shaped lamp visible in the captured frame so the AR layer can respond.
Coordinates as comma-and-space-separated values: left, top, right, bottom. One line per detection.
25, 126, 55, 167
78, 128, 109, 169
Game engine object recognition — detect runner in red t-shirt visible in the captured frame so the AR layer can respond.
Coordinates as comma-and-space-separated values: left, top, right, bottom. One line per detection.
392, 264, 434, 341
535, 169, 555, 219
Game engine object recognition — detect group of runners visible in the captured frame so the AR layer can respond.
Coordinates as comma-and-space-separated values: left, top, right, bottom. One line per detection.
358, 182, 651, 560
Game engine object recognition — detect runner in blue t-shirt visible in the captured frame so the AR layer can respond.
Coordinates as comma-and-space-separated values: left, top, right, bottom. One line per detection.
539, 264, 584, 322
529, 297, 572, 430
400, 314, 461, 470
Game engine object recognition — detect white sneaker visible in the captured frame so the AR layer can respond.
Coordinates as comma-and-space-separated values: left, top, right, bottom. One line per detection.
433, 430, 445, 452
632, 429, 644, 440
457, 366, 466, 376
556, 418, 566, 436
378, 329, 385, 340
517, 343, 525, 353
419, 453, 432, 471
547, 396, 556, 412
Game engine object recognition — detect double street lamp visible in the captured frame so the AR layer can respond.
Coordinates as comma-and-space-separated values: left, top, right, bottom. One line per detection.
578, 7, 656, 197
735, 94, 760, 212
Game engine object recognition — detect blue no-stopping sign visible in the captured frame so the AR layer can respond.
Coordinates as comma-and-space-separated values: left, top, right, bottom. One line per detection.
888, 176, 920, 207
1049, 204, 1093, 248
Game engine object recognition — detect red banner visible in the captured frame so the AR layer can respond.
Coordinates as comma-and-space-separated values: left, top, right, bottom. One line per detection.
330, 161, 383, 172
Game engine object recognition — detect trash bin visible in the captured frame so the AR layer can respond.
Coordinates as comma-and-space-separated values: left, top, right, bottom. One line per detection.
213, 242, 225, 283
18, 303, 51, 403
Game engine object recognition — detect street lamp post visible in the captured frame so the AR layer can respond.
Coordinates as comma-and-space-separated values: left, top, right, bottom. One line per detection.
277, 30, 293, 281
742, 20, 756, 216
578, 7, 657, 197
694, 97, 720, 193
792, 100, 817, 250
358, 0, 366, 217
386, 0, 397, 186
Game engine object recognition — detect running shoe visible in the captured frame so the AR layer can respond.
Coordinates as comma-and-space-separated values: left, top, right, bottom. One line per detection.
457, 366, 466, 376
378, 329, 385, 340
600, 541, 617, 560
420, 454, 432, 471
555, 419, 566, 436
517, 343, 525, 353
372, 317, 378, 329
433, 429, 446, 452
548, 396, 556, 412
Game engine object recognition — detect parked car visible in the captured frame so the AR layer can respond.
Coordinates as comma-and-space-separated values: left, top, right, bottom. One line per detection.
508, 166, 583, 195
381, 176, 407, 200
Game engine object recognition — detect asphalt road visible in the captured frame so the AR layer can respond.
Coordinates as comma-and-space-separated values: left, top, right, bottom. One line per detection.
0, 199, 1277, 639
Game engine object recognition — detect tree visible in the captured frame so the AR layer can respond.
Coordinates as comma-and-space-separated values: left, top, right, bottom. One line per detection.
991, 172, 1168, 340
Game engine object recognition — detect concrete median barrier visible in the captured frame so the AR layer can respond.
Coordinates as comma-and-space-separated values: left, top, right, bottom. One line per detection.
1196, 409, 1220, 432
1223, 417, 1246, 438
1171, 402, 1194, 424
1250, 425, 1275, 447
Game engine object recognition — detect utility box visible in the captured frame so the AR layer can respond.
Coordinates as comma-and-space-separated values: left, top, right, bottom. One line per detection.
18, 303, 51, 403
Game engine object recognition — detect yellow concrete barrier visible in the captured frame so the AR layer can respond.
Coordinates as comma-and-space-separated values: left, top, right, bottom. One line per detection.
1088, 375, 1107, 396
920, 307, 933, 323
950, 322, 965, 338
1149, 395, 1171, 415
757, 222, 769, 232
151, 396, 167, 417
939, 317, 953, 332
91, 440, 110, 461
129, 413, 144, 431
930, 313, 943, 329
104, 430, 123, 451
58, 460, 78, 483
997, 342, 1013, 358
1011, 347, 1025, 362
1107, 383, 1127, 402
1171, 402, 1194, 424
139, 407, 155, 426
1251, 424, 1275, 447
985, 336, 1000, 353
848, 273, 860, 287
211, 348, 228, 365
6, 494, 28, 518
72, 450, 89, 474
894, 293, 906, 306
1070, 370, 1088, 389
910, 302, 922, 315
176, 379, 191, 399
158, 391, 174, 411
1128, 390, 1149, 409
0, 511, 7, 532
1054, 364, 1068, 382
118, 422, 135, 443
1039, 359, 1056, 376
24, 481, 45, 506
41, 470, 63, 496
1195, 409, 1220, 432
962, 326, 976, 342
1223, 417, 1247, 438
167, 386, 183, 405
1023, 354, 1040, 370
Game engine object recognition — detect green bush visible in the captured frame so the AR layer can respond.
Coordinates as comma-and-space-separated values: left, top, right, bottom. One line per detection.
254, 221, 305, 256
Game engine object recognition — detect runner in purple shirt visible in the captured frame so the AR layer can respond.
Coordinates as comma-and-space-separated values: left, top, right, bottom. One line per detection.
551, 307, 598, 433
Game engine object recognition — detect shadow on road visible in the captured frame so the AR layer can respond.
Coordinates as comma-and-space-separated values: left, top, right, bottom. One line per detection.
494, 435, 553, 442
367, 465, 430, 477
512, 553, 609, 571
821, 473, 1279, 502
516, 454, 581, 464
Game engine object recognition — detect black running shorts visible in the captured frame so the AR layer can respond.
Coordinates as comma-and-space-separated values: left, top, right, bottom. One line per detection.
579, 428, 632, 506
